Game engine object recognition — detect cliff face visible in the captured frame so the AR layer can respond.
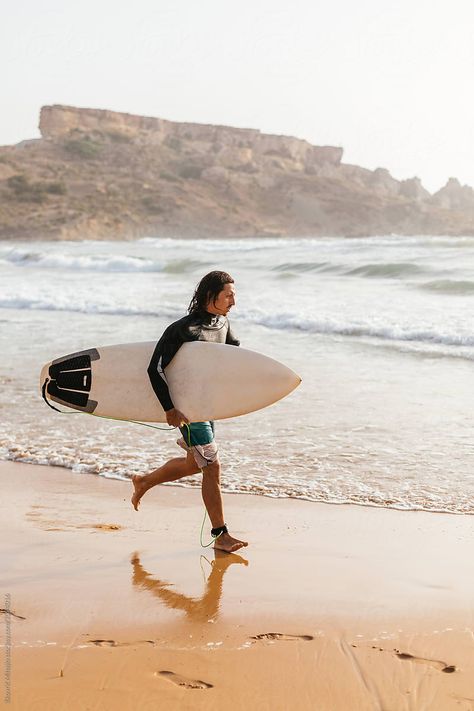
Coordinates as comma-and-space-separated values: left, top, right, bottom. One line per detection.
0, 104, 473, 240
39, 105, 344, 172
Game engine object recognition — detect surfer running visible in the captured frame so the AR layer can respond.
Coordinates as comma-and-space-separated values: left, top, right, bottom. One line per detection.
131, 271, 248, 553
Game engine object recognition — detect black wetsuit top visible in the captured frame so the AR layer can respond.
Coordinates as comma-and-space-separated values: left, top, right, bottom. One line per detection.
147, 308, 240, 412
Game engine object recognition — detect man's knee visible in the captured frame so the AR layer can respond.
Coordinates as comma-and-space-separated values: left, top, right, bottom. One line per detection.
203, 458, 220, 478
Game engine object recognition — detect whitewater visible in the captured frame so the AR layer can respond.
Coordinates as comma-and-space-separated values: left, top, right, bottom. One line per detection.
1, 235, 473, 513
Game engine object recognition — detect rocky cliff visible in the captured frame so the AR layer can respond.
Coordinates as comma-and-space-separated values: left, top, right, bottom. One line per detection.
0, 104, 473, 240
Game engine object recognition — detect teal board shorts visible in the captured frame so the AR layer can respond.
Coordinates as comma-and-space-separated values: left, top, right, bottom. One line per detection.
177, 421, 218, 468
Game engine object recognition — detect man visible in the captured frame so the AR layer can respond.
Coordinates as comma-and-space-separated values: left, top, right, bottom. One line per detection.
131, 271, 248, 554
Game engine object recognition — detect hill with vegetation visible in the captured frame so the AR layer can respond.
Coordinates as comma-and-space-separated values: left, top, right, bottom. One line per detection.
1, 104, 473, 240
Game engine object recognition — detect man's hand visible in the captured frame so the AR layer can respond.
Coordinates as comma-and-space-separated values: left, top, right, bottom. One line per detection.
166, 408, 190, 428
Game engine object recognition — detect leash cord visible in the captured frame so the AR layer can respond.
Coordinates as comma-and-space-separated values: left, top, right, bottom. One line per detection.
183, 423, 223, 548
42, 380, 221, 546
41, 378, 175, 431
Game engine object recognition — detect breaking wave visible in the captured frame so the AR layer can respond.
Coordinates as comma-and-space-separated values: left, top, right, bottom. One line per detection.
272, 261, 427, 278
1, 294, 472, 355
0, 249, 209, 274
418, 279, 474, 295
0, 295, 181, 320
245, 311, 474, 350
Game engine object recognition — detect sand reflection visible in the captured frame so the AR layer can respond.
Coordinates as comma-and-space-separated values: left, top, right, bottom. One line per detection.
130, 550, 248, 621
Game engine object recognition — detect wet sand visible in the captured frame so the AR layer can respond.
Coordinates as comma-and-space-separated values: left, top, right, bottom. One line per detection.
1, 460, 474, 710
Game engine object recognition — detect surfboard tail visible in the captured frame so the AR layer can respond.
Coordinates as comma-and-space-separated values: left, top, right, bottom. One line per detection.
40, 348, 100, 413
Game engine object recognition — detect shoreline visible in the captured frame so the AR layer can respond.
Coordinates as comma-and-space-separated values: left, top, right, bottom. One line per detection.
2, 460, 474, 709
3, 456, 474, 517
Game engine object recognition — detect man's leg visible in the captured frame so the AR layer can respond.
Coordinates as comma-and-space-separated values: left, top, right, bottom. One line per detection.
131, 450, 199, 511
201, 459, 248, 553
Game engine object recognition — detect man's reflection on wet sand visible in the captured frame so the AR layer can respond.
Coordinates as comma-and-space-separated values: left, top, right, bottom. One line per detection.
130, 550, 248, 622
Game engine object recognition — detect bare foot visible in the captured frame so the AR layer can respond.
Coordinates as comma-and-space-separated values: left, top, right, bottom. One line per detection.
131, 475, 148, 511
213, 531, 248, 553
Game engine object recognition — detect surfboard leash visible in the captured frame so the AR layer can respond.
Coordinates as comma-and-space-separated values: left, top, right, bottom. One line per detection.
41, 378, 176, 431
182, 423, 225, 548
42, 380, 224, 548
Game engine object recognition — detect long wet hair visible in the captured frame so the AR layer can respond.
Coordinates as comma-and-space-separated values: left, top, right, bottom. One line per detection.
188, 271, 234, 314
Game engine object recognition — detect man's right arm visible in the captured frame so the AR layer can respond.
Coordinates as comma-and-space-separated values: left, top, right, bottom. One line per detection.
147, 327, 177, 413
147, 318, 195, 425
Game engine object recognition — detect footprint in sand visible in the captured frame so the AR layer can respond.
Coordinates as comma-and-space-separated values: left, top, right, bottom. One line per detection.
250, 633, 314, 642
73, 523, 123, 531
27, 510, 123, 533
88, 639, 154, 647
394, 650, 457, 673
353, 644, 457, 673
157, 671, 213, 689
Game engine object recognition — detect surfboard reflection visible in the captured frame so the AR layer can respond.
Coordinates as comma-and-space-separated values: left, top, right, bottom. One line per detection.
130, 550, 248, 621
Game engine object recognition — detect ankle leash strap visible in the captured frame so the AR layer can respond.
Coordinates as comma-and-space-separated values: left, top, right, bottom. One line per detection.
211, 524, 228, 538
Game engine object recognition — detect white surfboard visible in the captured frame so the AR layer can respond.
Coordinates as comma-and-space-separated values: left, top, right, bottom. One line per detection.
40, 341, 301, 423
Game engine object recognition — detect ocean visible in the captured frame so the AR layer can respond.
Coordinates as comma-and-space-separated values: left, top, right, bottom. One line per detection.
1, 235, 473, 513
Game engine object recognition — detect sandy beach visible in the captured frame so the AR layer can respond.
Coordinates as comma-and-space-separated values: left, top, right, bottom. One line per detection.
1, 460, 474, 710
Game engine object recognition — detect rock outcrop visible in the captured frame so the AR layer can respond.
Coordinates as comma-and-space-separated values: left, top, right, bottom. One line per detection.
431, 178, 474, 213
0, 104, 472, 240
399, 177, 431, 202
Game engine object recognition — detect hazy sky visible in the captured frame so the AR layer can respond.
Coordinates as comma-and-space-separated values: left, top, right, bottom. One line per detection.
2, 0, 473, 193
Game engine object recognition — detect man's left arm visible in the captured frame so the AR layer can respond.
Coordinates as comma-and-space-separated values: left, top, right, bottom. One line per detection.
226, 320, 240, 346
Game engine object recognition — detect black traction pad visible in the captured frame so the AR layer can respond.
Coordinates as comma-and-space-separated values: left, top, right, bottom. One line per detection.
47, 348, 99, 413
